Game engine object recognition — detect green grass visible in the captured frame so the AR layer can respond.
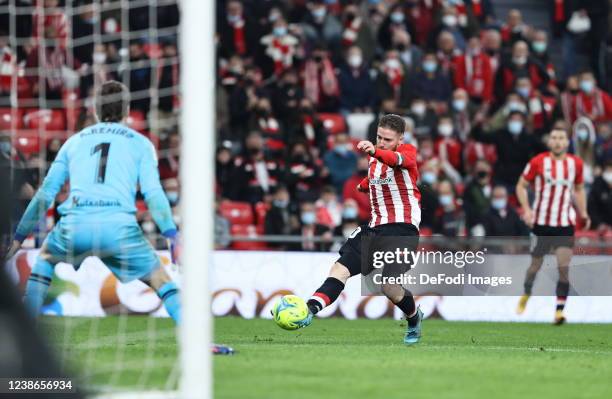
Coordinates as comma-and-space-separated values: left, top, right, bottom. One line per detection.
41, 316, 612, 398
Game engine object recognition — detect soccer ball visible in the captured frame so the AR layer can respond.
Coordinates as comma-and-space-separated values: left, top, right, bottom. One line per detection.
271, 295, 310, 330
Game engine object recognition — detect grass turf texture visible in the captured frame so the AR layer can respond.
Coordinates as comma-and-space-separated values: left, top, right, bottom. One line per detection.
41, 316, 612, 398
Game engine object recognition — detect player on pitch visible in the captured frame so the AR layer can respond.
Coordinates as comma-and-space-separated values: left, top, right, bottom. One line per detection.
515, 125, 590, 324
300, 114, 423, 344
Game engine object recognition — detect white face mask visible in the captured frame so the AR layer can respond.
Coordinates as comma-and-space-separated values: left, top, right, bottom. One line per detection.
348, 54, 363, 68
438, 123, 453, 137
411, 103, 426, 116
512, 56, 527, 66
385, 58, 401, 70
442, 14, 457, 27
93, 52, 107, 64
603, 171, 612, 185
439, 194, 454, 208
491, 198, 507, 210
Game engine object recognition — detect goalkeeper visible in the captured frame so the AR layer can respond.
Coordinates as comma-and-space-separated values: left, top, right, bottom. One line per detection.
6, 81, 180, 323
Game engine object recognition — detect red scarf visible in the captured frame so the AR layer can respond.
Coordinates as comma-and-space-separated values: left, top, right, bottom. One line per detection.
304, 59, 339, 105
271, 37, 291, 75
554, 0, 565, 22
471, 0, 482, 18
576, 90, 606, 121
230, 17, 246, 55
342, 17, 361, 47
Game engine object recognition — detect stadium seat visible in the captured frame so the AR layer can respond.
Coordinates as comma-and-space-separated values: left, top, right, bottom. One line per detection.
219, 200, 254, 226
254, 202, 269, 227
126, 110, 148, 132
23, 109, 66, 131
317, 113, 347, 135
575, 230, 601, 255
346, 113, 374, 140
12, 130, 41, 155
230, 224, 268, 250
0, 107, 24, 130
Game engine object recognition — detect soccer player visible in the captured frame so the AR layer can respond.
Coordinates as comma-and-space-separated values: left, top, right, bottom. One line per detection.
515, 126, 590, 324
301, 114, 424, 344
5, 81, 180, 323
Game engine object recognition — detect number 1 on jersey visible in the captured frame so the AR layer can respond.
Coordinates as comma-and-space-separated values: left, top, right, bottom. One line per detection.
92, 142, 111, 183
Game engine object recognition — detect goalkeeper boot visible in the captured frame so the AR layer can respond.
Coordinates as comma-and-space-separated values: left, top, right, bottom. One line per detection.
553, 310, 566, 326
516, 294, 530, 314
404, 307, 423, 345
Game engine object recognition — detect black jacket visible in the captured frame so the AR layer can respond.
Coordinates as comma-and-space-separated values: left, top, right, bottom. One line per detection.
482, 206, 529, 236
588, 176, 612, 228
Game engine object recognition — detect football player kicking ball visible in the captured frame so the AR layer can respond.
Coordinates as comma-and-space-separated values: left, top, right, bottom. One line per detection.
299, 114, 424, 345
515, 126, 590, 325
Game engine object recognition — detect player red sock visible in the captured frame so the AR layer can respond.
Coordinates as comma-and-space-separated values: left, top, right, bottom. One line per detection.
307, 277, 345, 314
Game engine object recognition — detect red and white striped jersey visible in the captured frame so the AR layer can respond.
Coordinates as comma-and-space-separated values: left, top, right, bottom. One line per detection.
360, 144, 422, 228
522, 152, 584, 227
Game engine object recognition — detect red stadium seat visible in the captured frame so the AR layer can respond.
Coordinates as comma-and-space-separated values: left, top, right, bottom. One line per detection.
12, 130, 41, 155
575, 230, 601, 255
317, 113, 346, 135
219, 200, 254, 226
0, 108, 24, 130
23, 109, 66, 131
254, 202, 269, 227
126, 110, 147, 132
230, 224, 268, 250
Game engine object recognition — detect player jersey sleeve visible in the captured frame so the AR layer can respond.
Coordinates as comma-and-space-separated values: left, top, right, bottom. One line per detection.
15, 140, 71, 241
574, 156, 584, 185
138, 139, 177, 235
372, 145, 417, 169
521, 157, 538, 183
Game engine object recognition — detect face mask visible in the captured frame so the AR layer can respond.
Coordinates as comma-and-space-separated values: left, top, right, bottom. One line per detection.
512, 56, 527, 66
439, 194, 453, 207
421, 171, 437, 185
508, 120, 523, 135
423, 61, 437, 73
517, 87, 530, 98
227, 14, 241, 24
452, 99, 466, 112
603, 171, 612, 185
348, 54, 363, 68
273, 199, 289, 208
580, 80, 595, 93
491, 198, 507, 210
438, 123, 453, 137
411, 103, 426, 116
93, 52, 107, 64
0, 141, 11, 155
312, 7, 326, 20
385, 58, 401, 70
301, 211, 316, 225
576, 128, 589, 141
532, 41, 547, 53
391, 12, 405, 24
342, 207, 358, 219
476, 170, 488, 180
335, 144, 349, 155
273, 26, 287, 36
442, 14, 457, 27
166, 191, 179, 205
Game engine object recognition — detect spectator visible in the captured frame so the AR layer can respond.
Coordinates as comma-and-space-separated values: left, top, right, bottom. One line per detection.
569, 71, 612, 123
300, 0, 343, 54
433, 179, 464, 236
159, 132, 180, 181
409, 52, 452, 111
217, 0, 260, 58
571, 117, 598, 186
417, 159, 440, 230
468, 0, 496, 26
428, 5, 469, 51
405, 0, 439, 47
32, 0, 68, 49
285, 141, 321, 202
291, 201, 333, 251
342, 156, 370, 222
481, 28, 502, 73
162, 178, 180, 208
338, 45, 375, 114
481, 185, 529, 236
499, 9, 529, 47
588, 160, 612, 231
45, 138, 62, 171
215, 197, 231, 249
331, 199, 361, 252
270, 68, 303, 129
323, 133, 357, 191
123, 40, 152, 115
463, 160, 493, 234
286, 97, 328, 157
216, 144, 236, 199
264, 185, 293, 247
452, 35, 494, 105
377, 4, 414, 51
249, 97, 285, 159
515, 77, 559, 136
316, 185, 343, 228
157, 38, 180, 132
303, 46, 340, 112
392, 28, 423, 75
408, 97, 437, 139
435, 31, 460, 76
434, 115, 462, 172
495, 40, 549, 101
375, 50, 412, 111
449, 88, 475, 141
234, 131, 282, 203
259, 15, 299, 77
227, 62, 267, 140
560, 74, 580, 124
472, 110, 547, 188
339, 3, 377, 61
530, 30, 557, 91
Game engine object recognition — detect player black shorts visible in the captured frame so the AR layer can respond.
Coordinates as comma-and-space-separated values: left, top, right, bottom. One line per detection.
337, 222, 420, 277
530, 224, 575, 257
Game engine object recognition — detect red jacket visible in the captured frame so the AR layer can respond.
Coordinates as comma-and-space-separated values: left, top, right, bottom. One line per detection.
342, 174, 370, 222
453, 52, 494, 102
571, 90, 612, 123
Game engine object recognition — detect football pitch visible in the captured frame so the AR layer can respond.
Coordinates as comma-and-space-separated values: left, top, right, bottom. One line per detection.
41, 316, 612, 398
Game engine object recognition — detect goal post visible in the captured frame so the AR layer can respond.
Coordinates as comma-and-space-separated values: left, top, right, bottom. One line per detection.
179, 0, 214, 398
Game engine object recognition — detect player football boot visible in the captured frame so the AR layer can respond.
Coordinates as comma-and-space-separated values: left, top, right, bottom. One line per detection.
553, 310, 566, 325
404, 307, 423, 345
516, 294, 530, 314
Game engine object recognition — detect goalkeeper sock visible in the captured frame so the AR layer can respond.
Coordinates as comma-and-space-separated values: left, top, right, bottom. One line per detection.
307, 277, 345, 315
556, 281, 570, 312
393, 290, 417, 324
158, 281, 181, 323
24, 258, 54, 316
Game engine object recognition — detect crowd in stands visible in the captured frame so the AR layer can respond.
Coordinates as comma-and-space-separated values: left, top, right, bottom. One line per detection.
1, 0, 612, 251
